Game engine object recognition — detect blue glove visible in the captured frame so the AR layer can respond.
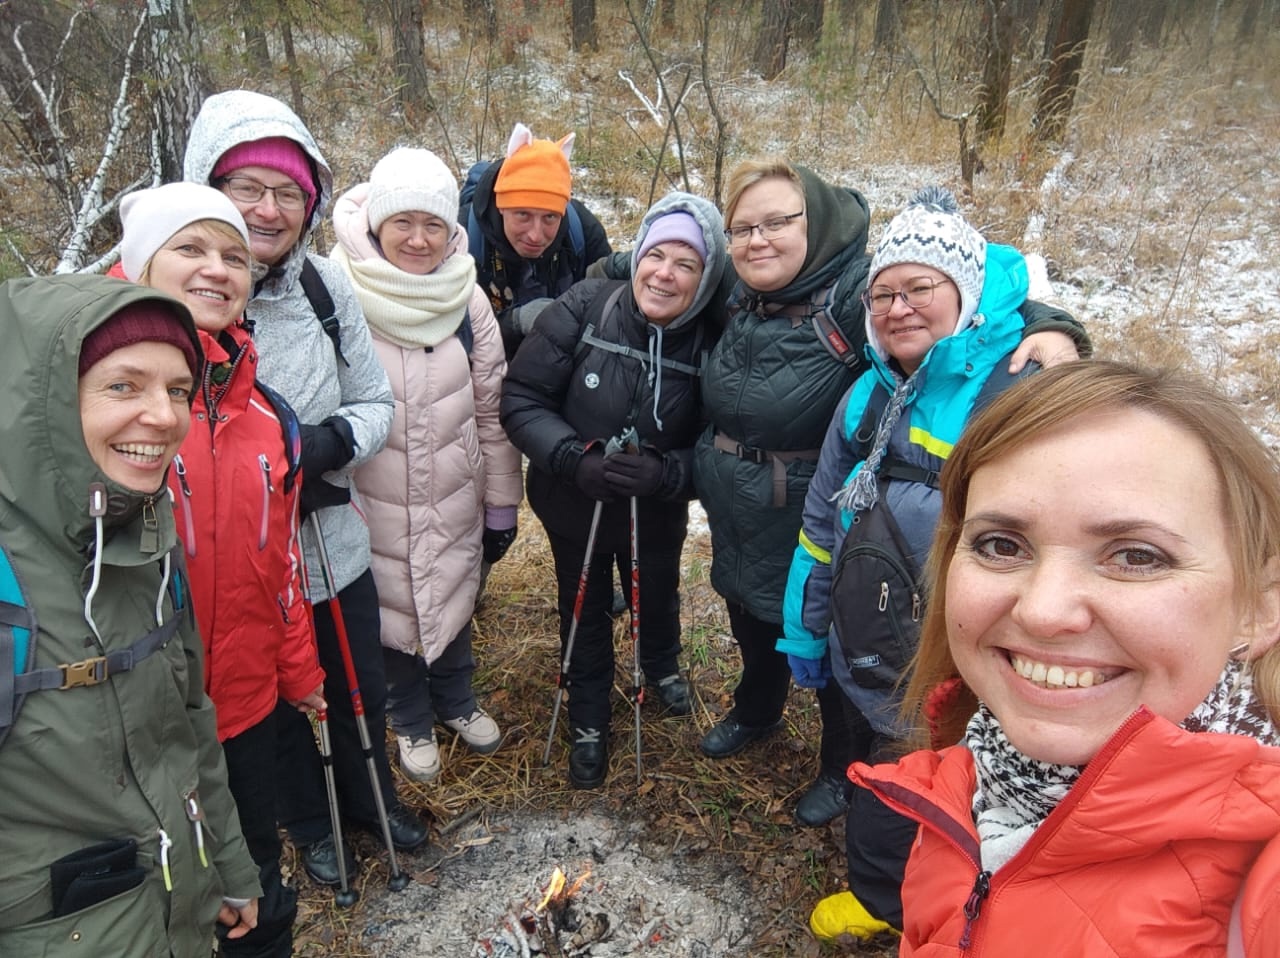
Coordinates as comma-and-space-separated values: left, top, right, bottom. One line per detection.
788, 652, 830, 689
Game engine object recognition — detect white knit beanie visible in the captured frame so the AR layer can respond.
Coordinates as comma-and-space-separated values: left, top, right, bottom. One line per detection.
868, 186, 986, 337
119, 182, 250, 282
366, 147, 459, 234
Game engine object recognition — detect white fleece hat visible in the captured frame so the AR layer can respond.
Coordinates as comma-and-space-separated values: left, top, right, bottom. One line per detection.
367, 147, 459, 234
119, 182, 250, 282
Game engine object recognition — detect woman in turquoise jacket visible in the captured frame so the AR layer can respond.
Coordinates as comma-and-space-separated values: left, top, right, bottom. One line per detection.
781, 187, 1035, 936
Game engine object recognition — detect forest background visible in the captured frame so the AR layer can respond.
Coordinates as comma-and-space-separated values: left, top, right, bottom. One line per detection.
0, 1, 1277, 955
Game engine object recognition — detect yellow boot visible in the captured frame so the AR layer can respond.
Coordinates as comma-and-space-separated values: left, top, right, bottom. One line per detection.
809, 890, 897, 941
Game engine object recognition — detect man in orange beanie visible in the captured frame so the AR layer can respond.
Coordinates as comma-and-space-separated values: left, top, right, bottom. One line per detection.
459, 122, 612, 361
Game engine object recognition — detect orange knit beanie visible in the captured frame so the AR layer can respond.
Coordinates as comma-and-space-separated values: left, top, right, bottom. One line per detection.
493, 123, 573, 214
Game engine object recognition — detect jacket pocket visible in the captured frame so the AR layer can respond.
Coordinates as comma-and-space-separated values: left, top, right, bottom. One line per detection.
0, 876, 166, 957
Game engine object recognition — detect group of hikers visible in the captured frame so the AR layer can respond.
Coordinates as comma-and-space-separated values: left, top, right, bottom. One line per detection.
3, 86, 1280, 958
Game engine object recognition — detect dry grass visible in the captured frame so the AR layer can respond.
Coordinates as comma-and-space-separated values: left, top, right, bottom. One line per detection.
289, 504, 894, 957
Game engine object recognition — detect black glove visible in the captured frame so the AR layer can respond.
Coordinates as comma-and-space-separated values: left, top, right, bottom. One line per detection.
299, 477, 351, 517
299, 416, 356, 477
483, 526, 517, 564
603, 450, 665, 498
574, 448, 616, 502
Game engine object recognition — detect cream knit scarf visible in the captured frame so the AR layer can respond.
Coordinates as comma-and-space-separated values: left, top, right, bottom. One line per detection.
331, 243, 476, 349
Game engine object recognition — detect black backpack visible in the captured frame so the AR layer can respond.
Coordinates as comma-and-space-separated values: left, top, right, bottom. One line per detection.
829, 358, 1035, 691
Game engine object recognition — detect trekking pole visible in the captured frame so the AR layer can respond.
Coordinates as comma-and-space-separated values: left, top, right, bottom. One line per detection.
307, 513, 411, 892
543, 498, 604, 766
316, 708, 358, 907
627, 491, 643, 785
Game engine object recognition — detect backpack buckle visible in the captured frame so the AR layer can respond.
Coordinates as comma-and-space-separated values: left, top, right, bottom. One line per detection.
60, 656, 108, 689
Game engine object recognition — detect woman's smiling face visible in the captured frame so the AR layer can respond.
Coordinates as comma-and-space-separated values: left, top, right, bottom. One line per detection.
945, 407, 1272, 766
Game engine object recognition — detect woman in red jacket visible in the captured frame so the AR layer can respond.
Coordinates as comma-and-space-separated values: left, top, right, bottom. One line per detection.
118, 182, 325, 958
852, 360, 1280, 956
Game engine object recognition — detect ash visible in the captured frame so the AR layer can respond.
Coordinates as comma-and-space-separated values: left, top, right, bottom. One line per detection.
362, 811, 752, 957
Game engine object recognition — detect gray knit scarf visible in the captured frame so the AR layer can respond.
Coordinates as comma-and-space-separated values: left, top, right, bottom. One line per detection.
967, 660, 1279, 872
835, 370, 917, 514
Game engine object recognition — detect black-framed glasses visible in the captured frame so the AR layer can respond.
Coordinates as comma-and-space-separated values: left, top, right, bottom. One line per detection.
861, 277, 953, 316
724, 210, 804, 246
215, 174, 309, 212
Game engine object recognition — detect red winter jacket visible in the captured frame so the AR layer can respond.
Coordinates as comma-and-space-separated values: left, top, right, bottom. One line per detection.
169, 323, 324, 741
853, 708, 1280, 957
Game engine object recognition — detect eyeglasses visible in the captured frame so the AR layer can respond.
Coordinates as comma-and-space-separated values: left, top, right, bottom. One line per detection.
216, 175, 309, 212
861, 278, 953, 316
724, 210, 804, 246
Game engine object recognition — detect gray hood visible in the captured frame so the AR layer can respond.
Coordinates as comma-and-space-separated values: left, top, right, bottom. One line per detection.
183, 90, 334, 298
629, 191, 726, 333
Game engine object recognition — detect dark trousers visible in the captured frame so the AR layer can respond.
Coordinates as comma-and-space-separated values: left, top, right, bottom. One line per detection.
221, 714, 295, 958
384, 623, 478, 739
846, 782, 916, 929
275, 569, 396, 845
725, 602, 792, 727
545, 525, 684, 731
818, 679, 876, 775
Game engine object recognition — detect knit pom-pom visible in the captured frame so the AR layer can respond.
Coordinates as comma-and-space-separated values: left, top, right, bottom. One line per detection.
907, 185, 959, 214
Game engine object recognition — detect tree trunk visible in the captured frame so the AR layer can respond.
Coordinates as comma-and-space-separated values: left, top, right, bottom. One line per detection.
1138, 0, 1166, 45
240, 2, 272, 75
0, 0, 70, 194
145, 0, 207, 184
276, 1, 306, 123
753, 0, 792, 80
571, 0, 598, 51
792, 0, 824, 51
1104, 0, 1137, 66
389, 0, 431, 115
465, 0, 499, 42
976, 0, 1016, 141
660, 0, 676, 32
1033, 0, 1096, 143
873, 0, 899, 52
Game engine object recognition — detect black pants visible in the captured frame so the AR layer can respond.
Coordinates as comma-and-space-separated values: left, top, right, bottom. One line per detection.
221, 715, 295, 958
545, 525, 684, 731
846, 782, 916, 929
275, 569, 396, 845
819, 679, 876, 776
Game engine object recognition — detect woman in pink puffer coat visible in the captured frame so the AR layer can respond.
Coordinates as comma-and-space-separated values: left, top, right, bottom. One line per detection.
331, 147, 522, 783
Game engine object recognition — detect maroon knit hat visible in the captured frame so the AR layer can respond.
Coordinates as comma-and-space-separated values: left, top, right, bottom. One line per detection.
212, 136, 318, 218
78, 301, 202, 381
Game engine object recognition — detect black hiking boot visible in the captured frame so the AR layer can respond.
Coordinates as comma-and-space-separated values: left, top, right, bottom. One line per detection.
568, 727, 608, 789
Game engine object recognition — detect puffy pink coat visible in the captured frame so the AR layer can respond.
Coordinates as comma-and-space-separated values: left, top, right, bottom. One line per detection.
333, 184, 522, 663
852, 707, 1280, 957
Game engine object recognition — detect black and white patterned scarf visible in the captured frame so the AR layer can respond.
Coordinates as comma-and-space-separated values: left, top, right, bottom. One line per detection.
967, 660, 1279, 872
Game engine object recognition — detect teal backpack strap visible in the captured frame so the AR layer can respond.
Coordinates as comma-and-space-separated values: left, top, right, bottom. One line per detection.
0, 543, 37, 744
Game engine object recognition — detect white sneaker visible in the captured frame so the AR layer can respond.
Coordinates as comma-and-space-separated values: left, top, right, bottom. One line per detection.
442, 709, 502, 754
396, 733, 440, 783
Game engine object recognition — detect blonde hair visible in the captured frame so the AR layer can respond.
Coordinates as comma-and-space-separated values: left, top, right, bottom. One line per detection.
904, 360, 1280, 747
138, 219, 254, 286
723, 157, 803, 226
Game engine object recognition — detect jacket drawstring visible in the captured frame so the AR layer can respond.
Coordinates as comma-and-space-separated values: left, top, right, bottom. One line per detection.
647, 324, 666, 432
83, 484, 107, 642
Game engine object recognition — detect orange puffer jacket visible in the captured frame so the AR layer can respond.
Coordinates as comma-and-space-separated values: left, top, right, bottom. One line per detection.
170, 323, 324, 741
852, 708, 1280, 957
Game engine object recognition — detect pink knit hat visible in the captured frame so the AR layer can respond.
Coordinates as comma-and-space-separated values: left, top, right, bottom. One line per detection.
212, 136, 318, 218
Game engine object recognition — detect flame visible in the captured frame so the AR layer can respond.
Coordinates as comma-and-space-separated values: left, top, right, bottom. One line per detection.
536, 867, 566, 913
535, 864, 593, 913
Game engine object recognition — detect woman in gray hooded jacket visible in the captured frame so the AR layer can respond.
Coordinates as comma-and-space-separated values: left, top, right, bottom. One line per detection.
501, 192, 726, 788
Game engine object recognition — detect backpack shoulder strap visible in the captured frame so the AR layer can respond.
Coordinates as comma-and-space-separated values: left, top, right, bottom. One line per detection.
809, 284, 861, 369
565, 203, 585, 258
0, 542, 37, 744
254, 382, 304, 494
299, 259, 348, 368
457, 306, 474, 358
467, 206, 485, 265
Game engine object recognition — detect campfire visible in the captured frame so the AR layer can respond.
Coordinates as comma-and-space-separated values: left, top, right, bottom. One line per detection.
475, 862, 640, 956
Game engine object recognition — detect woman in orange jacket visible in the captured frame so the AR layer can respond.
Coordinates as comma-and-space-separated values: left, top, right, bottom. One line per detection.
851, 360, 1280, 956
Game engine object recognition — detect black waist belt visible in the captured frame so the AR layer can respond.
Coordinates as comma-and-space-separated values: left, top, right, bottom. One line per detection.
713, 431, 821, 507
12, 616, 181, 695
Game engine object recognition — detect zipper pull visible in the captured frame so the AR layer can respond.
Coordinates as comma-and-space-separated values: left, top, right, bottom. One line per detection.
140, 495, 160, 554
185, 791, 209, 868
174, 456, 192, 497
258, 453, 275, 493
912, 591, 922, 622
878, 581, 889, 613
958, 870, 991, 949
158, 828, 173, 891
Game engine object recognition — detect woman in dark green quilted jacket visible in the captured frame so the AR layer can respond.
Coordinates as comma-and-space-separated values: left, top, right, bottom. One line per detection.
691, 158, 1088, 828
